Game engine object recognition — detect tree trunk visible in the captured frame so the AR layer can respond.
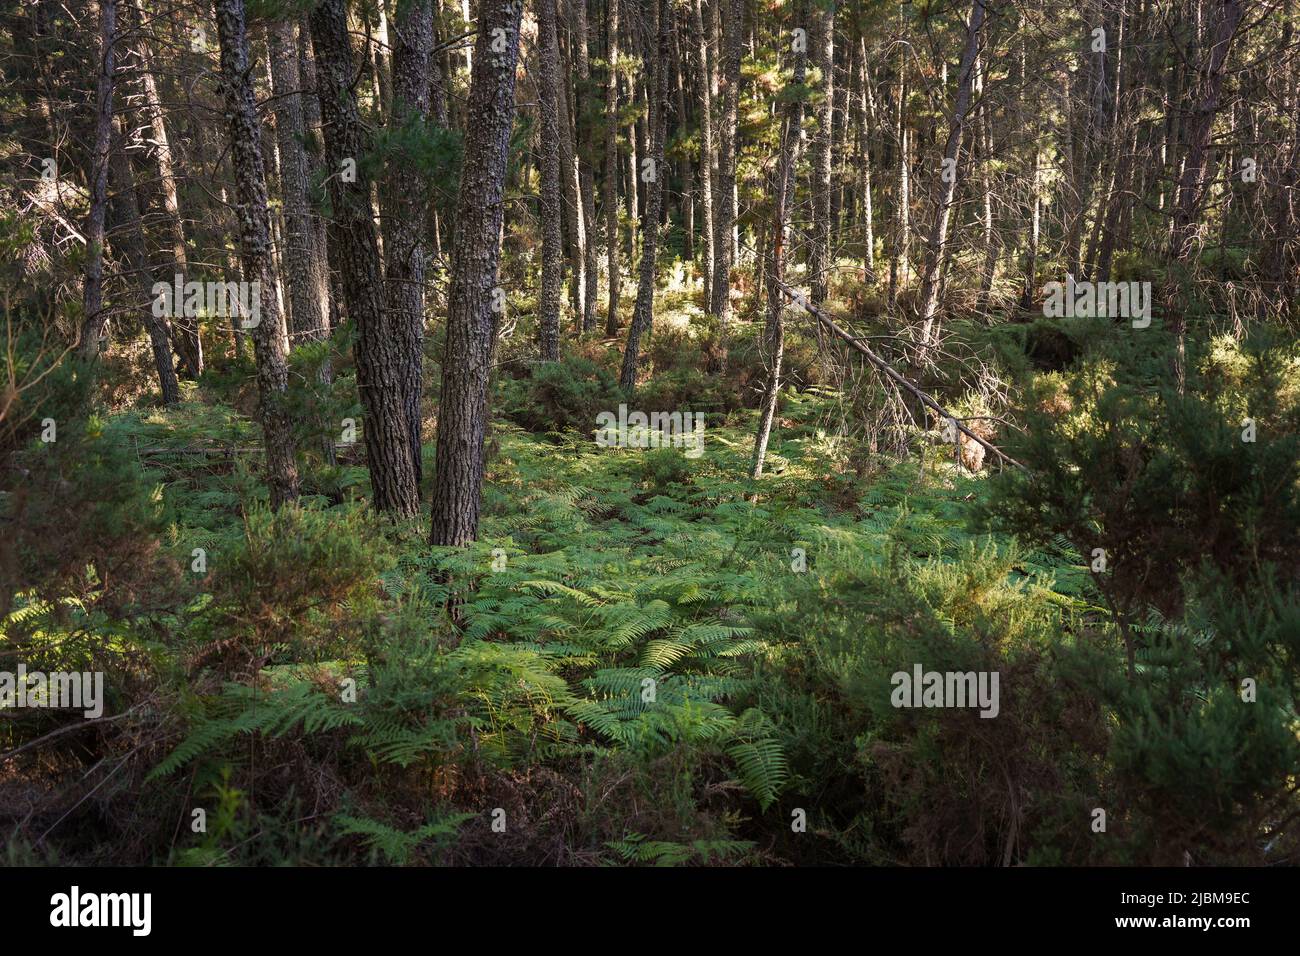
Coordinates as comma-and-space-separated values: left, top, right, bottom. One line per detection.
268, 19, 330, 342
604, 0, 622, 334
618, 0, 669, 393
709, 0, 743, 326
752, 23, 806, 482
213, 0, 300, 508
381, 0, 435, 486
429, 0, 523, 546
692, 0, 716, 306
78, 0, 117, 363
310, 0, 420, 517
538, 0, 565, 360
808, 0, 835, 305
1166, 0, 1246, 390
109, 121, 180, 405
915, 0, 986, 359
573, 0, 600, 334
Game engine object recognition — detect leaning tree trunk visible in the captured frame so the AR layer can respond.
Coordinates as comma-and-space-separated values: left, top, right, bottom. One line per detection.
381, 0, 434, 486
914, 0, 986, 362
604, 0, 622, 334
311, 0, 420, 517
78, 0, 117, 363
538, 0, 564, 361
752, 25, 806, 483
618, 0, 669, 393
213, 0, 300, 508
429, 0, 523, 546
709, 0, 743, 327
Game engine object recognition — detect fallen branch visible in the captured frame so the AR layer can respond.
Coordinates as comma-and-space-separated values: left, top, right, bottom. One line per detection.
767, 273, 1028, 472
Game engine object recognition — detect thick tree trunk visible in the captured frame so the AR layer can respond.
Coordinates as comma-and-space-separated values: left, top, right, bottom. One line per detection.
78, 0, 117, 363
429, 0, 523, 546
310, 0, 419, 517
538, 0, 564, 360
213, 0, 300, 508
618, 0, 669, 393
381, 0, 435, 486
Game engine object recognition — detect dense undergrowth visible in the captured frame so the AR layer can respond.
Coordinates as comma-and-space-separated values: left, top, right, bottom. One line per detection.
2, 282, 1298, 866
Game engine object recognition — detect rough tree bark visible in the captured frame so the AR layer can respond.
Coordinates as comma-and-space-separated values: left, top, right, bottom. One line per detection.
310, 0, 420, 517
213, 0, 300, 508
381, 0, 435, 485
538, 0, 564, 360
429, 0, 523, 546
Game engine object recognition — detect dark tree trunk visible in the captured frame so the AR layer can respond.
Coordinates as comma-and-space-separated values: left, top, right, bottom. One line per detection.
78, 0, 117, 362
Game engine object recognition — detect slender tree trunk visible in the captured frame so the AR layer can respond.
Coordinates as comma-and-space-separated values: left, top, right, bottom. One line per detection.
126, 0, 201, 378
618, 0, 669, 393
573, 0, 600, 333
604, 0, 622, 334
109, 123, 179, 405
213, 0, 300, 507
915, 0, 986, 359
538, 0, 564, 360
78, 0, 117, 362
710, 0, 742, 326
808, 0, 835, 305
752, 24, 806, 482
429, 0, 523, 546
692, 0, 716, 306
268, 19, 330, 341
311, 0, 419, 517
